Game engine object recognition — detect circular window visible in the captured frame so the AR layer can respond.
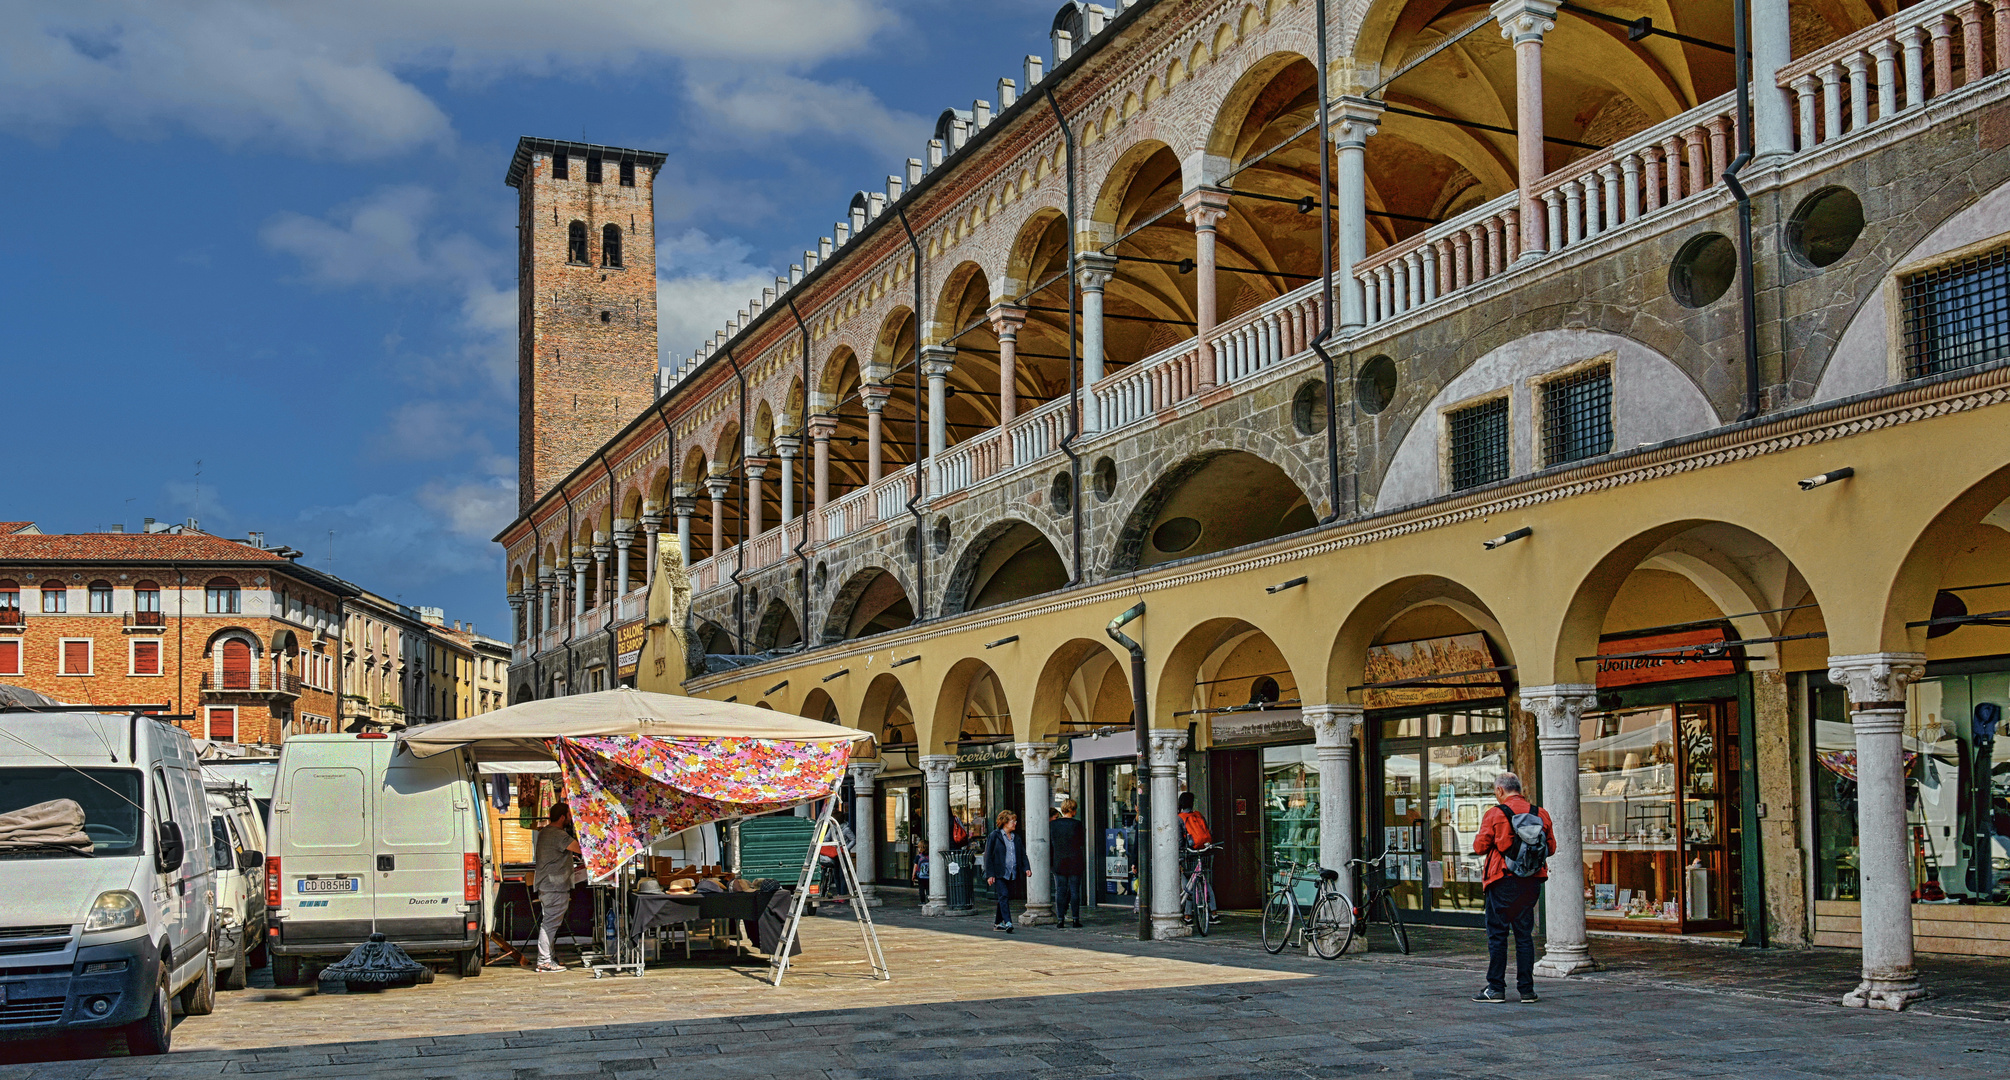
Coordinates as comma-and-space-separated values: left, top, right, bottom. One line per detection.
1356, 355, 1397, 415
814, 561, 828, 592
1248, 676, 1281, 706
1668, 232, 1737, 308
1786, 186, 1865, 269
1050, 471, 1074, 516
904, 526, 920, 561
1093, 457, 1118, 502
1292, 380, 1329, 435
1151, 516, 1202, 554
931, 516, 951, 555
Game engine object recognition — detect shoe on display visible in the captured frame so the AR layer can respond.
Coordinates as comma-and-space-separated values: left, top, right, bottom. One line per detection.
1472, 988, 1507, 1003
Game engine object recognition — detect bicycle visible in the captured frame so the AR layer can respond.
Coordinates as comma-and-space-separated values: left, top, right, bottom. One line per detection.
1259, 858, 1351, 958
1340, 851, 1411, 956
1179, 843, 1221, 936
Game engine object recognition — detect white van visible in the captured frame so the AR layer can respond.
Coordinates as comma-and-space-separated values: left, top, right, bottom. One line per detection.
266, 733, 490, 983
0, 711, 218, 1055
205, 779, 268, 990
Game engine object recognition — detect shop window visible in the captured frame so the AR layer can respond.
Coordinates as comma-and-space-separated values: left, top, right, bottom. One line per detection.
567, 220, 588, 264
132, 639, 161, 676
602, 224, 623, 268
1540, 364, 1613, 467
41, 581, 66, 613
0, 639, 18, 676
551, 151, 569, 180
1376, 706, 1510, 917
1901, 243, 2010, 378
59, 638, 92, 675
206, 578, 240, 614
1446, 397, 1509, 491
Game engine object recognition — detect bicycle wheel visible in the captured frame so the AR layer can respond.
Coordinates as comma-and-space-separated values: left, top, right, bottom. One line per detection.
1194, 880, 1210, 937
1181, 881, 1197, 927
1309, 893, 1349, 959
1378, 891, 1411, 955
1259, 890, 1293, 954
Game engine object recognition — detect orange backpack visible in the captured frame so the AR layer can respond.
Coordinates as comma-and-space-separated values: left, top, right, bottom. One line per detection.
1180, 810, 1213, 848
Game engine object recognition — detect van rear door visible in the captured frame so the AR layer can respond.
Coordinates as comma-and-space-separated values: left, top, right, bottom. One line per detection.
371, 743, 470, 946
281, 764, 373, 945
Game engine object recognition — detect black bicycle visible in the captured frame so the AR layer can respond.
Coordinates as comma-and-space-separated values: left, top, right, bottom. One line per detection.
1341, 851, 1410, 955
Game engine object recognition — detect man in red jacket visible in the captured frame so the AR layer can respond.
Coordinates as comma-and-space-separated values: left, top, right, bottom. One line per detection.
1470, 772, 1554, 1003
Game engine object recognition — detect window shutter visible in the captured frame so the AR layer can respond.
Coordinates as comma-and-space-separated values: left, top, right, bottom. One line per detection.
0, 640, 17, 675
63, 640, 90, 674
222, 639, 252, 689
134, 640, 161, 676
207, 708, 235, 740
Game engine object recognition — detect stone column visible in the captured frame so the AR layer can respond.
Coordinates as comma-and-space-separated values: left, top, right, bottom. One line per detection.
1828, 653, 1929, 1010
1335, 97, 1383, 329
1308, 704, 1365, 908
1524, 684, 1599, 977
1492, 0, 1559, 257
988, 304, 1026, 454
808, 417, 837, 511
1181, 189, 1231, 392
920, 754, 955, 916
1077, 253, 1119, 431
848, 759, 885, 907
570, 556, 589, 619
1147, 728, 1189, 940
672, 495, 696, 567
1752, 0, 1795, 161
775, 436, 800, 524
591, 542, 610, 607
921, 345, 956, 469
744, 458, 769, 538
508, 593, 526, 644
640, 514, 663, 585
1017, 743, 1061, 924
704, 476, 730, 558
538, 573, 555, 633
862, 386, 890, 486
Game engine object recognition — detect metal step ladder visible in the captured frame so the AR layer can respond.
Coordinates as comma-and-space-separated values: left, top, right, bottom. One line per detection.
768, 793, 890, 986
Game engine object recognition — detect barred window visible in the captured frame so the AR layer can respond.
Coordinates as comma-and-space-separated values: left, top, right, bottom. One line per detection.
1541, 364, 1613, 467
1448, 397, 1510, 491
567, 220, 588, 264
551, 151, 568, 180
602, 224, 623, 268
619, 158, 635, 186
585, 154, 603, 184
1903, 245, 2010, 378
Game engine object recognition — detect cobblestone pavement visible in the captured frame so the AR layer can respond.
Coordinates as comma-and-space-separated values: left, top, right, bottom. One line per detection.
6, 898, 2009, 1077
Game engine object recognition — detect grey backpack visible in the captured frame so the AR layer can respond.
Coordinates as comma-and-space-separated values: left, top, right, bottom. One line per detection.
1502, 807, 1550, 877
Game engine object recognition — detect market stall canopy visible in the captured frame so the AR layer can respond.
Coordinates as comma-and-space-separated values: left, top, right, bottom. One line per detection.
399, 688, 872, 762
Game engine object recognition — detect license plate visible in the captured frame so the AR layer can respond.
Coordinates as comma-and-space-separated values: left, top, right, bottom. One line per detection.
297, 877, 360, 894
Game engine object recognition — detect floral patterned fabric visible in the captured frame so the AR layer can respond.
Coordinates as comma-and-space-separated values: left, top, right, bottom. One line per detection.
556, 735, 851, 880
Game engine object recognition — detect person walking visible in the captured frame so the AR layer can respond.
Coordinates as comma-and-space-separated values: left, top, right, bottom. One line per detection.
983, 809, 1027, 932
532, 801, 582, 974
1471, 772, 1554, 1003
1051, 799, 1086, 928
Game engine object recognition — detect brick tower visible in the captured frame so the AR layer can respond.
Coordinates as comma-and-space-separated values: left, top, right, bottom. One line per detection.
507, 137, 669, 510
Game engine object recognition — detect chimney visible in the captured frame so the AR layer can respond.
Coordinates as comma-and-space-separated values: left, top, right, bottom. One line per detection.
1052, 28, 1073, 64
762, 286, 775, 306
999, 77, 1018, 109
818, 236, 833, 260
248, 531, 264, 548
850, 204, 867, 232
890, 173, 907, 201
790, 264, 803, 285
1024, 55, 1044, 87
1086, 5, 1108, 35
974, 99, 992, 128
109, 523, 125, 533
804, 249, 819, 272
869, 192, 887, 218
185, 517, 199, 532
926, 139, 944, 169
834, 222, 850, 245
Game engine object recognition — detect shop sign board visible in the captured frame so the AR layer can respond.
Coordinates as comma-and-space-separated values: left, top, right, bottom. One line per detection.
614, 622, 647, 678
1209, 708, 1309, 747
1362, 633, 1504, 709
954, 739, 1069, 767
1595, 627, 1738, 688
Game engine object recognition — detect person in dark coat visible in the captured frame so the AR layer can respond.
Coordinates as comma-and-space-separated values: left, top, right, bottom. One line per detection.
982, 809, 1028, 932
1050, 798, 1086, 927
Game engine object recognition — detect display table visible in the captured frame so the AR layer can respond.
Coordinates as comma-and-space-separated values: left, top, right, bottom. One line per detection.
631, 891, 767, 959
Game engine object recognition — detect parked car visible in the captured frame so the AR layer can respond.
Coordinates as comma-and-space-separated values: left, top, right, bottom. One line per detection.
0, 710, 219, 1055
206, 779, 267, 989
266, 733, 491, 984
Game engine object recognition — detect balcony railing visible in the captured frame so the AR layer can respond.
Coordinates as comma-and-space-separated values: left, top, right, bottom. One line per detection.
820, 482, 871, 542
201, 671, 302, 695
0, 608, 21, 626
1781, 0, 2008, 151
874, 463, 920, 522
126, 610, 165, 628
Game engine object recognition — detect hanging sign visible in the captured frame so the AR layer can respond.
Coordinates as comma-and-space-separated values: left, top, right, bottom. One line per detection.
615, 623, 648, 678
1363, 633, 1504, 709
1208, 708, 1310, 747
1595, 627, 1738, 688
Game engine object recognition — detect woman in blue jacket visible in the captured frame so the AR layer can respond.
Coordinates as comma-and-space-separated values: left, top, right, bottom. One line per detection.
983, 809, 1028, 932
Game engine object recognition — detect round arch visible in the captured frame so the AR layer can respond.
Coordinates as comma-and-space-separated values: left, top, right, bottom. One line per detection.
754, 594, 803, 653
821, 563, 917, 644
1109, 448, 1315, 575
940, 518, 1070, 617
930, 657, 1013, 752
1028, 637, 1132, 744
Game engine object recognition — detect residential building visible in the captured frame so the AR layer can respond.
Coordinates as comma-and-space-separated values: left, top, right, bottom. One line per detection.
340, 590, 430, 732
499, 0, 2010, 1011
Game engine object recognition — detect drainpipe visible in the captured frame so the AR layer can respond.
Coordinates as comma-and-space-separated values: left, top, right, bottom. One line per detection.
1047, 87, 1085, 585
786, 298, 816, 641
648, 389, 681, 677
599, 450, 619, 678
1310, 0, 1345, 524
1724, 0, 1762, 422
723, 345, 750, 651
560, 487, 576, 694
1106, 602, 1148, 941
894, 208, 929, 619
525, 515, 542, 697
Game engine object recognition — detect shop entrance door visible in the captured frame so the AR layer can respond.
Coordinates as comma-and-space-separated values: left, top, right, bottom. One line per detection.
1208, 749, 1263, 909
1370, 704, 1511, 926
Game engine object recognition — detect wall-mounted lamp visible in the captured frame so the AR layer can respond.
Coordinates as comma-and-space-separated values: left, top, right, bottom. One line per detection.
1265, 576, 1308, 594
1798, 467, 1854, 491
984, 635, 1020, 649
724, 695, 738, 703
821, 668, 851, 683
1483, 527, 1532, 550
891, 655, 920, 668
765, 680, 789, 695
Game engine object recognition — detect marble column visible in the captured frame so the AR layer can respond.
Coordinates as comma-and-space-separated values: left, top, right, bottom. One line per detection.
1077, 253, 1119, 432
612, 529, 633, 596
570, 556, 589, 619
862, 386, 890, 486
920, 754, 955, 916
640, 514, 663, 584
1492, 0, 1559, 257
988, 304, 1027, 461
775, 436, 800, 524
744, 458, 769, 538
1524, 684, 1599, 977
921, 346, 956, 492
508, 594, 526, 644
1181, 189, 1231, 392
1828, 653, 1929, 1010
848, 759, 885, 907
1308, 704, 1366, 950
808, 417, 837, 511
1017, 743, 1061, 924
1752, 0, 1795, 161
672, 495, 696, 567
704, 476, 730, 559
1147, 728, 1189, 940
1335, 97, 1383, 329
591, 542, 610, 607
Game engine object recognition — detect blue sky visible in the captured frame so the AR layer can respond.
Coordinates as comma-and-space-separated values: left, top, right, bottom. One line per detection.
0, 0, 1073, 634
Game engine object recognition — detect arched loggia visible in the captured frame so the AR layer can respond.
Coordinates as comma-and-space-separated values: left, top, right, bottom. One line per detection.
1109, 449, 1315, 574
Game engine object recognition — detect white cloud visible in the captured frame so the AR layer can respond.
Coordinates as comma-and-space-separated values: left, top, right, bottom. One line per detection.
656, 229, 781, 368
682, 69, 925, 159
0, 0, 897, 158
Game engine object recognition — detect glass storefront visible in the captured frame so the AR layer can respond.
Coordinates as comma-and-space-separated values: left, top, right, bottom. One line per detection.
1099, 761, 1138, 901
1372, 704, 1510, 922
879, 782, 916, 884
1262, 746, 1321, 902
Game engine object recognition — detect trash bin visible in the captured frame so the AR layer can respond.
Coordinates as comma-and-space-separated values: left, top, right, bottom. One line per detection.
945, 852, 977, 913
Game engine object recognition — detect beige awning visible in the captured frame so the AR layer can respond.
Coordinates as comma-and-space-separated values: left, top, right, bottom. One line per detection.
399, 687, 871, 761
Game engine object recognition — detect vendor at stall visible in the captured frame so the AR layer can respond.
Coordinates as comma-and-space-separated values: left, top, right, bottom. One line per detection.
533, 801, 582, 973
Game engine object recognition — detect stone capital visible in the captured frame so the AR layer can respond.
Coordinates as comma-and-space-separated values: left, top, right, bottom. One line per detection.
1520, 684, 1598, 743
570, 557, 591, 573
1146, 728, 1188, 770
611, 530, 633, 546
638, 512, 663, 531
1305, 703, 1365, 748
847, 759, 886, 784
702, 475, 732, 500
774, 434, 801, 459
987, 303, 1028, 338
807, 414, 841, 439
1826, 653, 1927, 707
1491, 0, 1560, 43
1181, 188, 1231, 231
671, 495, 698, 517
1335, 95, 1384, 148
1014, 741, 1061, 776
1075, 251, 1119, 292
743, 457, 772, 481
860, 385, 893, 414
918, 753, 955, 785
920, 345, 957, 379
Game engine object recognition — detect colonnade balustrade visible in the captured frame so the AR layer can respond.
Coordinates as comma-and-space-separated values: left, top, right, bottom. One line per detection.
1783, 0, 2010, 152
